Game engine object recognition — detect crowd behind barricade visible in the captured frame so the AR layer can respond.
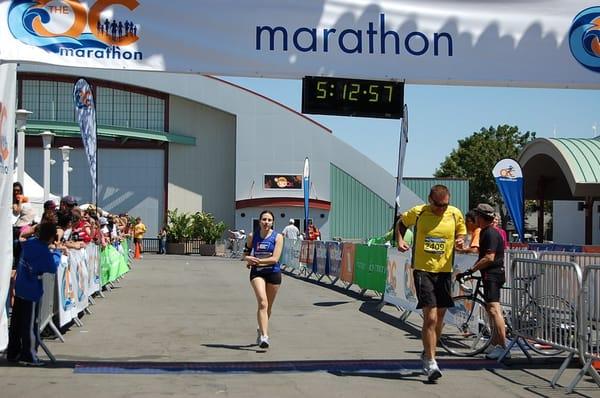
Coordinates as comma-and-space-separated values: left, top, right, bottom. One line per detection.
6, 181, 137, 366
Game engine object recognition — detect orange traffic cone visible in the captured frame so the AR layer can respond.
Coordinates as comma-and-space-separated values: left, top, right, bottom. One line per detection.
134, 241, 142, 259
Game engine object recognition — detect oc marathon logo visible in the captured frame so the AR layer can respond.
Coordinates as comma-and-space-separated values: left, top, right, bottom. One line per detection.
8, 0, 143, 61
569, 6, 600, 73
0, 102, 10, 175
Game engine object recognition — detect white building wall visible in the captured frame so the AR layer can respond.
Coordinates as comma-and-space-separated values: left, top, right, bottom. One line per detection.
553, 200, 600, 245
25, 147, 164, 235
168, 96, 236, 228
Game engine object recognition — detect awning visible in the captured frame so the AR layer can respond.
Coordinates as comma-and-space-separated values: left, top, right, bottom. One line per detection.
25, 120, 196, 146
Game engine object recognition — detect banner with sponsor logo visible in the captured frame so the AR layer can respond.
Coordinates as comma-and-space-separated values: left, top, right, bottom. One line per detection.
327, 241, 342, 278
492, 158, 525, 242
281, 238, 302, 270
353, 244, 387, 293
0, 62, 16, 351
314, 241, 328, 275
73, 78, 97, 203
1, 1, 600, 88
340, 243, 356, 284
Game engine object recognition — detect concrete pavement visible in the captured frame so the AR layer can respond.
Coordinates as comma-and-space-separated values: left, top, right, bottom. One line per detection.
1, 254, 598, 398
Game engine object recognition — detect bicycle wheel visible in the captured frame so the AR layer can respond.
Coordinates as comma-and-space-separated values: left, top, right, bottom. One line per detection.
515, 295, 573, 356
440, 295, 493, 357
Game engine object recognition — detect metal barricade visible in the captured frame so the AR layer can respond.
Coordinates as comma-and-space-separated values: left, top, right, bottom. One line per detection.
567, 265, 600, 393
38, 273, 64, 342
501, 250, 538, 307
571, 252, 600, 270
509, 258, 582, 388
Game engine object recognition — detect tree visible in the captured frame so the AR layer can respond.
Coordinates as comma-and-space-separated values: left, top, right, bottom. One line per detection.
434, 125, 536, 227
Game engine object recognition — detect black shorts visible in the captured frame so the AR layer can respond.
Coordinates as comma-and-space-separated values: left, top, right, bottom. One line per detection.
250, 270, 282, 285
483, 270, 505, 303
413, 270, 454, 309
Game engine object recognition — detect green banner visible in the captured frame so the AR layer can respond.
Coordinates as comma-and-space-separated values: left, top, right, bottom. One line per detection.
353, 244, 387, 293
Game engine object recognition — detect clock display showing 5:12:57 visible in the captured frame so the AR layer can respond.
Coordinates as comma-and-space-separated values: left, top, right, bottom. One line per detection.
315, 81, 395, 102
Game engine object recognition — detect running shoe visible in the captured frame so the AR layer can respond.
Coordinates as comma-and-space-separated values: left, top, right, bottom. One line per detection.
423, 360, 442, 382
259, 335, 270, 349
18, 359, 45, 367
485, 345, 511, 360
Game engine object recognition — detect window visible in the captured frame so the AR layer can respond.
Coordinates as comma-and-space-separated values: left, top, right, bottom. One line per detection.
19, 77, 166, 132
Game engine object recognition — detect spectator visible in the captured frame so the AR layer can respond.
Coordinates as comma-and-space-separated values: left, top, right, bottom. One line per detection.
458, 210, 480, 254
6, 222, 60, 366
307, 220, 320, 241
157, 225, 167, 254
133, 217, 147, 258
493, 214, 509, 249
281, 218, 301, 240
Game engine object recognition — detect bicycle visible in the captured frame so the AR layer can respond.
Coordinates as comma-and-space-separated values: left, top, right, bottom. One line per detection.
439, 273, 572, 357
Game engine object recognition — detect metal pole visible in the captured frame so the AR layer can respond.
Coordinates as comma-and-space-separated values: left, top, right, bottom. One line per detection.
59, 146, 73, 196
40, 131, 55, 202
15, 109, 32, 185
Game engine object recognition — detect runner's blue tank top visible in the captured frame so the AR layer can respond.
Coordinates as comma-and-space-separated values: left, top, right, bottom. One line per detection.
251, 230, 281, 273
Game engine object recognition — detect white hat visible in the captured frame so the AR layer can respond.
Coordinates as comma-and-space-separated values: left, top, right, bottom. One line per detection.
289, 218, 295, 224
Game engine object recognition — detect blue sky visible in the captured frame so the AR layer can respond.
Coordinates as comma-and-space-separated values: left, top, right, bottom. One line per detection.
223, 77, 600, 177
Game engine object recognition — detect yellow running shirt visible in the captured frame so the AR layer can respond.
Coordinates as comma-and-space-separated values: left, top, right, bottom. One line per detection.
401, 204, 467, 273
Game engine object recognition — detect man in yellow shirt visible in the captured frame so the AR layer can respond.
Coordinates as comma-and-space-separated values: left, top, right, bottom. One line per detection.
396, 184, 466, 382
133, 217, 147, 259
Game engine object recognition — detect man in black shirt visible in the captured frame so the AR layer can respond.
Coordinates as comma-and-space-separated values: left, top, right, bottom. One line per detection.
456, 203, 508, 360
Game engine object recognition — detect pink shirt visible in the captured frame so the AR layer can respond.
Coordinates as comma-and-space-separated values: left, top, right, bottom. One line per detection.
494, 226, 509, 248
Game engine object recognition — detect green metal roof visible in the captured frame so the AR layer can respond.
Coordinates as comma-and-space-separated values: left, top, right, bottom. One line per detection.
25, 120, 196, 146
518, 137, 600, 199
549, 138, 600, 183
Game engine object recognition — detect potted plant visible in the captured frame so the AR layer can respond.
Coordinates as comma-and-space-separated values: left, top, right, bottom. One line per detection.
190, 211, 227, 256
166, 209, 192, 255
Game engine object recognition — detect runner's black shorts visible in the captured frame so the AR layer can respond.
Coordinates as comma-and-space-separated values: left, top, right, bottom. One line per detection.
482, 270, 505, 303
250, 269, 282, 285
413, 270, 454, 309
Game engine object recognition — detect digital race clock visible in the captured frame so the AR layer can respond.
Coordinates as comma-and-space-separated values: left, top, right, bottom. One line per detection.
301, 76, 404, 119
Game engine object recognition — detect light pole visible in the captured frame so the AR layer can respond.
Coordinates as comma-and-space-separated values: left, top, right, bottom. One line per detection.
15, 109, 32, 184
40, 131, 55, 202
59, 146, 73, 196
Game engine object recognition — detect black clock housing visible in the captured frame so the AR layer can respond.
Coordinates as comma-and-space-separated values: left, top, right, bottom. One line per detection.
302, 76, 404, 119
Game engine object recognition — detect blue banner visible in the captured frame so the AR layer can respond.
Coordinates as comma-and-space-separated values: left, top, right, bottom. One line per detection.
73, 78, 97, 203
303, 157, 310, 237
492, 158, 524, 242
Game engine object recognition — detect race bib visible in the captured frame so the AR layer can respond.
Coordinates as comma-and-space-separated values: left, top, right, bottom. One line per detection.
424, 236, 445, 254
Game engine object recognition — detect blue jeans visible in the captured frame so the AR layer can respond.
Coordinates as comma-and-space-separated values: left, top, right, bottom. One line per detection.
158, 238, 166, 254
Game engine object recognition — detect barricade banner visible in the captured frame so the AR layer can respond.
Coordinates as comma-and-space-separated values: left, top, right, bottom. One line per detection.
86, 243, 100, 294
327, 242, 342, 278
340, 243, 356, 284
68, 248, 90, 315
314, 241, 328, 275
528, 243, 556, 251
553, 244, 582, 253
280, 238, 290, 266
583, 246, 600, 253
101, 244, 123, 285
0, 62, 16, 350
57, 254, 76, 327
299, 241, 310, 264
116, 243, 129, 278
385, 248, 417, 311
354, 244, 387, 294
282, 238, 302, 270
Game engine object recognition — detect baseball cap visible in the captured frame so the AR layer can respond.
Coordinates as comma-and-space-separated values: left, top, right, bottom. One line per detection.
474, 203, 495, 218
43, 200, 57, 210
61, 195, 77, 206
289, 218, 295, 224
